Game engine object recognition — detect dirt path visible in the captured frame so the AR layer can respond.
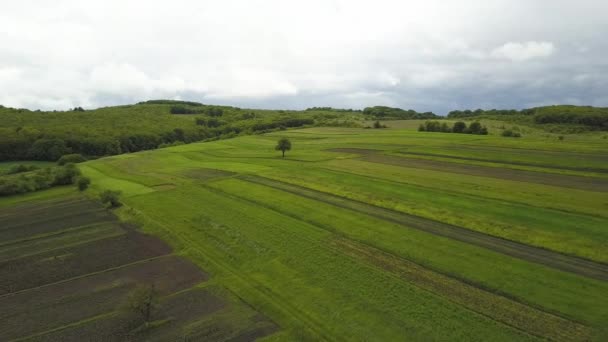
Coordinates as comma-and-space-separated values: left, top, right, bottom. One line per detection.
328, 148, 608, 192
241, 175, 608, 281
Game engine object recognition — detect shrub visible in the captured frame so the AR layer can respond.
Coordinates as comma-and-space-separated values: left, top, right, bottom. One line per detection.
57, 153, 86, 165
452, 121, 467, 133
77, 177, 91, 191
100, 190, 122, 207
52, 164, 81, 185
6, 164, 39, 175
423, 121, 442, 132
502, 130, 522, 138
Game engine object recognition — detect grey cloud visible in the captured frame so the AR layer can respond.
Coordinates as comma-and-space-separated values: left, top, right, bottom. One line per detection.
1, 0, 607, 113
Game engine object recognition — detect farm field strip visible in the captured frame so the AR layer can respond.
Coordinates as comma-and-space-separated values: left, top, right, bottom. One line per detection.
0, 210, 116, 243
399, 146, 608, 173
0, 257, 208, 340
259, 165, 608, 263
207, 177, 608, 328
0, 196, 282, 340
240, 174, 608, 281
127, 189, 538, 341
320, 157, 608, 219
205, 178, 593, 339
0, 197, 90, 218
329, 148, 608, 192
331, 237, 592, 341
0, 223, 124, 262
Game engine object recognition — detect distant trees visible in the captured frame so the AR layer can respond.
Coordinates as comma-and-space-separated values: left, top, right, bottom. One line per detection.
364, 106, 438, 119
57, 153, 86, 165
418, 121, 488, 135
275, 138, 292, 158
28, 139, 71, 161
100, 190, 122, 208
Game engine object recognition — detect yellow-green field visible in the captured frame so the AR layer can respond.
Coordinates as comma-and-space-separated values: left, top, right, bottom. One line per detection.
2, 123, 608, 340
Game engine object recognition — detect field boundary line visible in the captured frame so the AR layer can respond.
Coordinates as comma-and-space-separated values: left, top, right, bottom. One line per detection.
9, 311, 119, 342
204, 182, 571, 339
239, 174, 608, 281
208, 179, 593, 325
126, 202, 341, 342
0, 225, 125, 263
0, 254, 171, 299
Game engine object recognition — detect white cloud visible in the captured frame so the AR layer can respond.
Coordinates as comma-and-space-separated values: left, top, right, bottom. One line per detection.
491, 41, 556, 62
0, 1, 606, 112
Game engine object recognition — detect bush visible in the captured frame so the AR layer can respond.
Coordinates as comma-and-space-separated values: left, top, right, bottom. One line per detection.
0, 164, 81, 196
57, 153, 86, 165
452, 121, 467, 133
502, 130, 521, 138
52, 164, 81, 185
77, 177, 91, 191
100, 190, 122, 207
6, 164, 39, 175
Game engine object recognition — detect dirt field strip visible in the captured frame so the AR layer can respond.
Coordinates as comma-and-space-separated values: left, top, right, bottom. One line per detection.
240, 175, 608, 281
328, 148, 608, 192
397, 149, 608, 173
331, 237, 593, 341
0, 197, 281, 340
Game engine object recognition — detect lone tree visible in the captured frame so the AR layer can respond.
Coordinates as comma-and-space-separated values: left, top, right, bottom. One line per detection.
126, 284, 158, 327
275, 138, 292, 158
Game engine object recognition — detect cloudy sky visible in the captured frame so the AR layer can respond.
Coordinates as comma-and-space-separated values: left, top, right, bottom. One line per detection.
1, 0, 607, 114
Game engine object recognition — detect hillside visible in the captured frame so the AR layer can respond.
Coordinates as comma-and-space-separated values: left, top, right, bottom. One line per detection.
0, 101, 443, 162
2, 123, 606, 340
448, 105, 608, 132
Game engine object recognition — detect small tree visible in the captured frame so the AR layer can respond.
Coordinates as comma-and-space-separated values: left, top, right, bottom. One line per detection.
77, 177, 91, 191
452, 121, 467, 133
126, 284, 158, 327
468, 121, 482, 134
373, 120, 382, 129
100, 190, 122, 207
275, 138, 292, 158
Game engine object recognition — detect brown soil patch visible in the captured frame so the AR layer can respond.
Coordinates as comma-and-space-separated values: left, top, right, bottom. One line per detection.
0, 256, 208, 340
183, 168, 236, 181
0, 230, 172, 294
328, 148, 608, 192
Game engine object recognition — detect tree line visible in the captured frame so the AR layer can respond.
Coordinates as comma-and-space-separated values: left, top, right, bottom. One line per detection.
418, 121, 488, 135
363, 106, 438, 120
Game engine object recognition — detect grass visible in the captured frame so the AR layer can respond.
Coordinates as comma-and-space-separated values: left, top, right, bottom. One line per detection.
3, 121, 608, 340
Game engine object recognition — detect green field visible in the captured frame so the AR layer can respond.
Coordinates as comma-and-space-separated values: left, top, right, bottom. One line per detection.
2, 120, 608, 340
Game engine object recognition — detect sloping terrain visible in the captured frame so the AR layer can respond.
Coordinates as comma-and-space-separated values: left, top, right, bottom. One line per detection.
60, 125, 608, 341
0, 196, 277, 341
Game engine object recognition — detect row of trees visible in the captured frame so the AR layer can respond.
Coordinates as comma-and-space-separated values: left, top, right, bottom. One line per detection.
418, 121, 488, 135
534, 112, 608, 129
363, 106, 438, 119
0, 164, 82, 196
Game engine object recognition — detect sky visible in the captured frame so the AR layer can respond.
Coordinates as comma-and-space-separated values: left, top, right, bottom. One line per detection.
1, 0, 607, 114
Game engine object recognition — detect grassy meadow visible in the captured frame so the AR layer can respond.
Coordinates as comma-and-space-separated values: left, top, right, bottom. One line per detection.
2, 119, 607, 340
